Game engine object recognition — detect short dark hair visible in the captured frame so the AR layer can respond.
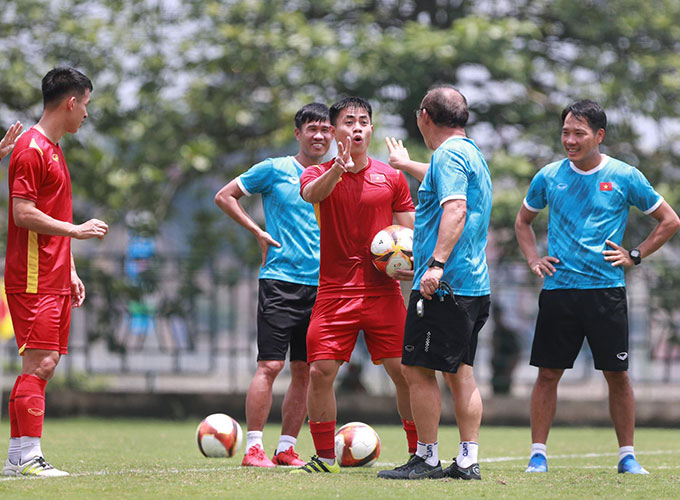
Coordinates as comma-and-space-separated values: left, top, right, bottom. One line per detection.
42, 67, 93, 108
420, 84, 469, 128
329, 97, 372, 126
294, 102, 330, 129
561, 99, 607, 132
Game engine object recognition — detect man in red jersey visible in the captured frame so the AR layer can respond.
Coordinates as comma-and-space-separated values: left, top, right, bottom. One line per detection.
292, 97, 416, 474
3, 67, 108, 478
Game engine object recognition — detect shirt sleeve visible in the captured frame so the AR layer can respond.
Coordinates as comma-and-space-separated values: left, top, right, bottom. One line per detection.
11, 148, 44, 202
299, 162, 327, 197
627, 167, 663, 214
435, 148, 469, 205
391, 171, 415, 212
524, 169, 548, 212
237, 159, 274, 196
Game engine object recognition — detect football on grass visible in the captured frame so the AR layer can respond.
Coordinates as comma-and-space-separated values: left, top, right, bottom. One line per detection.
334, 422, 381, 467
196, 413, 243, 458
370, 225, 413, 278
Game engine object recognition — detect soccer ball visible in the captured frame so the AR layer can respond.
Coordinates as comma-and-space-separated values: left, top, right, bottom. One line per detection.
334, 422, 381, 467
196, 413, 243, 458
370, 225, 413, 278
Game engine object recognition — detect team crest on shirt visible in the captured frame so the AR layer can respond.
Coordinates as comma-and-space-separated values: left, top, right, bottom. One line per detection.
52, 154, 60, 162
369, 173, 386, 183
600, 182, 613, 191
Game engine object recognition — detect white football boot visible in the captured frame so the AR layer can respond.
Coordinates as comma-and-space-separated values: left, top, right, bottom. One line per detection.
18, 456, 69, 477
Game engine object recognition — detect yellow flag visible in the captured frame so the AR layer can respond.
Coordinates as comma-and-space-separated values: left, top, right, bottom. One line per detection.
0, 281, 14, 340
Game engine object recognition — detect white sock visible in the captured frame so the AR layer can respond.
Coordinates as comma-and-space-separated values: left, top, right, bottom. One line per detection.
619, 446, 635, 461
318, 456, 335, 465
20, 437, 42, 463
457, 441, 478, 468
276, 435, 297, 455
531, 442, 547, 458
416, 441, 439, 467
245, 431, 263, 452
7, 438, 21, 464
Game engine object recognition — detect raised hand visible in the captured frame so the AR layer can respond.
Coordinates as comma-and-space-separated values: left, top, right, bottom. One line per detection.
385, 136, 411, 170
334, 136, 354, 173
0, 121, 23, 160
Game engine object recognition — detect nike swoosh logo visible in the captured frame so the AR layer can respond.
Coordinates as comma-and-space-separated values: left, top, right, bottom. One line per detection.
408, 468, 439, 479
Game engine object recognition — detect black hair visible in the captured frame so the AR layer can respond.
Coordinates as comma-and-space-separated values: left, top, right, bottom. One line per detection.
42, 67, 93, 108
561, 99, 607, 132
329, 97, 372, 126
420, 84, 469, 128
294, 102, 330, 129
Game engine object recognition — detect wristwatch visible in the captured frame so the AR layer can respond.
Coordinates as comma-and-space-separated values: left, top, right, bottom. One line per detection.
629, 248, 642, 265
427, 256, 445, 269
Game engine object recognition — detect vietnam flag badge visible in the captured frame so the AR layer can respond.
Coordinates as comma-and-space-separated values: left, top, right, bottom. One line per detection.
600, 182, 613, 191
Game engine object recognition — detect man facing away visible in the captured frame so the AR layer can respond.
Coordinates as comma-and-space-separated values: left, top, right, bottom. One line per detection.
214, 103, 333, 467
292, 97, 418, 474
3, 67, 109, 477
515, 99, 680, 474
378, 85, 492, 480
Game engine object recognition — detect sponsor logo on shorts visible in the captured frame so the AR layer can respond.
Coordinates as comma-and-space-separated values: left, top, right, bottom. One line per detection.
404, 345, 414, 352
28, 408, 44, 417
617, 352, 628, 361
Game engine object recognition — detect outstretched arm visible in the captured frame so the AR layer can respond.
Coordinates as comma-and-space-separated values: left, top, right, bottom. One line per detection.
385, 137, 429, 182
13, 198, 108, 240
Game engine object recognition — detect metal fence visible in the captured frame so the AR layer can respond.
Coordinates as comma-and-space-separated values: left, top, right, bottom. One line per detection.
2, 255, 679, 393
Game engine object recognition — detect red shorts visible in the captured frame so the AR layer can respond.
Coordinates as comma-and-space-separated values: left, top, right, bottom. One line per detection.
307, 295, 406, 364
7, 293, 71, 355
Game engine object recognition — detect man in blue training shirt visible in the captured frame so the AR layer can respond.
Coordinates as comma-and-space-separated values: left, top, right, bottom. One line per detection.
214, 103, 333, 467
378, 85, 492, 481
515, 99, 680, 475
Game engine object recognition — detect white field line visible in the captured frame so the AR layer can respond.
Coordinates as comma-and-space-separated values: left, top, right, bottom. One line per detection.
1, 449, 679, 480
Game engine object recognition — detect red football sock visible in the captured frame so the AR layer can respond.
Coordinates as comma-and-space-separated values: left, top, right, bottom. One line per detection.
309, 420, 336, 460
9, 375, 22, 438
15, 374, 47, 438
402, 419, 418, 454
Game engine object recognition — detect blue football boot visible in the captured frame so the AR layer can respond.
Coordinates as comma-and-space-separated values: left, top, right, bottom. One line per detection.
617, 454, 649, 474
525, 453, 548, 473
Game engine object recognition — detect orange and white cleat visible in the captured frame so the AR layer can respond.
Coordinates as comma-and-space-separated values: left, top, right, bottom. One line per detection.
272, 447, 306, 466
241, 444, 275, 468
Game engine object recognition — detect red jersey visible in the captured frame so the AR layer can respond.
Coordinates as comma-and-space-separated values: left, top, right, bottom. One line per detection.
300, 157, 414, 299
5, 128, 73, 295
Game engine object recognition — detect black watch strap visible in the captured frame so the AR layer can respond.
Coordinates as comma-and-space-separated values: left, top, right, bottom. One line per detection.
629, 248, 642, 265
427, 256, 445, 269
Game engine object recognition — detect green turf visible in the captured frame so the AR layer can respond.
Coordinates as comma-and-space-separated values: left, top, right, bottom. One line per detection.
0, 419, 678, 499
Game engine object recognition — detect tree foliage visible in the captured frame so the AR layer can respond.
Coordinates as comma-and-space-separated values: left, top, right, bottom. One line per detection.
1, 0, 679, 260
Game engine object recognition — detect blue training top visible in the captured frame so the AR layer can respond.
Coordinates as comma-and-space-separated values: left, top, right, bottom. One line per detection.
237, 156, 320, 286
412, 136, 492, 296
524, 155, 663, 290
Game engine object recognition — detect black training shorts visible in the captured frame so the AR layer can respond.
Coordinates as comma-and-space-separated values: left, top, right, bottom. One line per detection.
256, 279, 317, 362
402, 290, 490, 373
530, 287, 629, 371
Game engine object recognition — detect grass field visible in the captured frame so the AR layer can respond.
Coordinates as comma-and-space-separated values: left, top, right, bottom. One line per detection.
0, 419, 678, 499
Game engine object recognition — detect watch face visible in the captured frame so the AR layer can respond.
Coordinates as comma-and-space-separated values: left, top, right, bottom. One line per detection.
631, 249, 640, 258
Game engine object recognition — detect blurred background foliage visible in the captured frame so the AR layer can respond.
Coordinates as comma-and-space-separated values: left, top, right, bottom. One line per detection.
1, 0, 680, 261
